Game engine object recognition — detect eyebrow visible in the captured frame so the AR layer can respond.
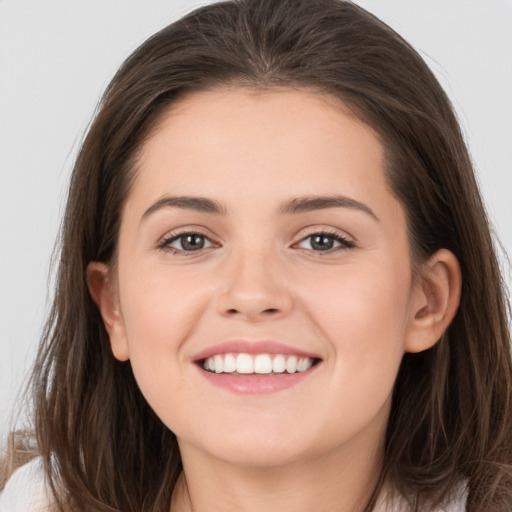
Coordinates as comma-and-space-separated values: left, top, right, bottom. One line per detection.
141, 194, 378, 222
280, 195, 378, 220
141, 196, 226, 221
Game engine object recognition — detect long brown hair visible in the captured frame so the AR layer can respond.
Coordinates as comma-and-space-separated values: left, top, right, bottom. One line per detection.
5, 0, 511, 510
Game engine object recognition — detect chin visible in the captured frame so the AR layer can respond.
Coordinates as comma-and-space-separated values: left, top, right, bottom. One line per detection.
206, 442, 309, 469
177, 422, 316, 469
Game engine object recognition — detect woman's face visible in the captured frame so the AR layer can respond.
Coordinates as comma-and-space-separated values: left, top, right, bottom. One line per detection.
99, 88, 431, 467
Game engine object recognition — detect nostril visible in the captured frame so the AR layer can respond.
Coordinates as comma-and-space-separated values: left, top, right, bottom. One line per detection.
225, 308, 279, 315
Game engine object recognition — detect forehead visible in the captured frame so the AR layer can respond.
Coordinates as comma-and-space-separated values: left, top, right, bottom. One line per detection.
135, 89, 387, 192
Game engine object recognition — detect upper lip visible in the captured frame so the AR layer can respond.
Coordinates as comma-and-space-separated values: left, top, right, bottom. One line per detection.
192, 340, 322, 362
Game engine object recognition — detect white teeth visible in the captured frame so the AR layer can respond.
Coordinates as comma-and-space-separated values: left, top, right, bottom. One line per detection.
202, 353, 315, 375
272, 354, 286, 373
236, 353, 254, 374
297, 357, 310, 372
214, 354, 223, 374
285, 355, 297, 373
223, 353, 237, 373
254, 354, 273, 374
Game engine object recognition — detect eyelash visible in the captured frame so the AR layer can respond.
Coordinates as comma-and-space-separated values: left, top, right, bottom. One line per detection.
158, 231, 216, 255
294, 230, 355, 253
158, 229, 355, 255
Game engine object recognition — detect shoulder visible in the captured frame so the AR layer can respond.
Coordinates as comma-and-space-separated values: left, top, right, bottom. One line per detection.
0, 457, 53, 512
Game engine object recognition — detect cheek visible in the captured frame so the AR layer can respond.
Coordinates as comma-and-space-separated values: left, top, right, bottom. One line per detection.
117, 267, 208, 426
302, 259, 411, 340
298, 261, 411, 403
121, 262, 198, 328
117, 265, 209, 376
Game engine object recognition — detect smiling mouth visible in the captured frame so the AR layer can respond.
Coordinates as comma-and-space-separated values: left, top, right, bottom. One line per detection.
199, 353, 321, 375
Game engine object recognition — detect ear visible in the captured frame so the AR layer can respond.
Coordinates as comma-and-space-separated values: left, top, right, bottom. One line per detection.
87, 262, 130, 361
405, 249, 462, 353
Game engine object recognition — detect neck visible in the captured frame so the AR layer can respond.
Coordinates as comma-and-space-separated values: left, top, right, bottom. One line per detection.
171, 427, 385, 512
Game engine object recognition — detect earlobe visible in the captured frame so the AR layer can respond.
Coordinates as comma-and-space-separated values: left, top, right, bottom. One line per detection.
405, 249, 462, 353
86, 262, 130, 361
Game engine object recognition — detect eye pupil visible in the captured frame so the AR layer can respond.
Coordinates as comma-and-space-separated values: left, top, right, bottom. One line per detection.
181, 234, 205, 251
311, 235, 334, 251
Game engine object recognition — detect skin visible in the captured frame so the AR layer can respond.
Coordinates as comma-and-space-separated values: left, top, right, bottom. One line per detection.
88, 88, 461, 512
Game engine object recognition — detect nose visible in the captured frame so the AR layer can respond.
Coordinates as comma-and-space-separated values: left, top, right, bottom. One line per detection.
216, 249, 293, 322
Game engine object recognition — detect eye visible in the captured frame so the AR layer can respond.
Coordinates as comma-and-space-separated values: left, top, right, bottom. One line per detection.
160, 232, 215, 253
296, 231, 354, 252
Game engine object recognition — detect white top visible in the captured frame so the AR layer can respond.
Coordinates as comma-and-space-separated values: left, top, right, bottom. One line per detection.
1, 457, 467, 511
0, 457, 52, 512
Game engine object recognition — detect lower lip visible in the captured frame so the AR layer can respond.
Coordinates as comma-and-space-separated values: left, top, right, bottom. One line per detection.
196, 365, 320, 394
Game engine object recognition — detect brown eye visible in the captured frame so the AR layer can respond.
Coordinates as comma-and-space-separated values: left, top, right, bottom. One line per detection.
310, 234, 336, 251
297, 232, 354, 252
163, 233, 213, 252
180, 234, 206, 251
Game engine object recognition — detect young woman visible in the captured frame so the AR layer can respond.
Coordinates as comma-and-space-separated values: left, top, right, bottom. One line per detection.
1, 0, 511, 511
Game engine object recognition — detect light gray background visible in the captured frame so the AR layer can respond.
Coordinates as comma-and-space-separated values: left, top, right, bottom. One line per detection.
1, 0, 511, 440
